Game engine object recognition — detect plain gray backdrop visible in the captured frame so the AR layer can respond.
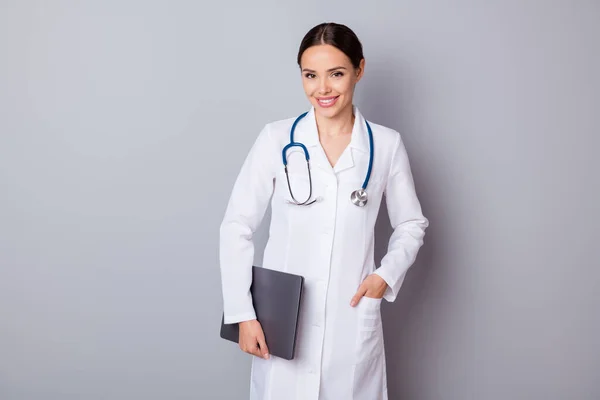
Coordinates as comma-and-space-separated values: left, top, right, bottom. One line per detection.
1, 1, 599, 399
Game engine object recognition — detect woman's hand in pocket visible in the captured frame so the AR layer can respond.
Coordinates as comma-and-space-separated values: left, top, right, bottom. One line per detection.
350, 274, 388, 307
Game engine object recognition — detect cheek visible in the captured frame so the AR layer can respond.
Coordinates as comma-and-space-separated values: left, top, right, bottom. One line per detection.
302, 80, 318, 95
333, 79, 353, 95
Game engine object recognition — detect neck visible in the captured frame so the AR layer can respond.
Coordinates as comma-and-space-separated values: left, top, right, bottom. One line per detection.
315, 104, 355, 138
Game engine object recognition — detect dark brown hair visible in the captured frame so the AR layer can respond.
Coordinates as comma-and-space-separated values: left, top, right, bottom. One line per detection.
297, 22, 364, 69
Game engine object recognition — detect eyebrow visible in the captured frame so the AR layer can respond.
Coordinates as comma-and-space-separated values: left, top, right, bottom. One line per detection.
301, 66, 348, 73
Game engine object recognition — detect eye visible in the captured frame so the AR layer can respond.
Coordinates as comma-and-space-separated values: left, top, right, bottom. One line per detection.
304, 73, 316, 79
332, 71, 344, 77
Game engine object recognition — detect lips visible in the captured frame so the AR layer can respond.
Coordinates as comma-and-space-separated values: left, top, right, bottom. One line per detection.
316, 96, 339, 108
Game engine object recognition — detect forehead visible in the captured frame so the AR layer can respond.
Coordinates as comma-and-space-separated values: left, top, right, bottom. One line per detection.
300, 44, 352, 69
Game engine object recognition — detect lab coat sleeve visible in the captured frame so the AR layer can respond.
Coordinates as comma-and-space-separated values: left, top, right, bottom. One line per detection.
219, 124, 278, 324
373, 132, 429, 302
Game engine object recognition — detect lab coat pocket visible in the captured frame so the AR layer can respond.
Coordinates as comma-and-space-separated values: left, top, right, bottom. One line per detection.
353, 297, 385, 398
355, 296, 383, 361
352, 352, 386, 400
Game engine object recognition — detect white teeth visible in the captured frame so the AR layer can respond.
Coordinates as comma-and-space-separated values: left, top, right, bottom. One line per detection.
320, 98, 334, 104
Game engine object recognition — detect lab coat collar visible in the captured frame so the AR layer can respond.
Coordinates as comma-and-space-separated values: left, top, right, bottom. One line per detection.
296, 105, 370, 153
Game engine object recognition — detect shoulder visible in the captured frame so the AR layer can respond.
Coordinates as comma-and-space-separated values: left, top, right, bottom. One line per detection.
266, 115, 298, 131
262, 115, 297, 142
363, 118, 405, 163
254, 114, 304, 151
366, 120, 402, 147
248, 116, 296, 152
362, 118, 410, 174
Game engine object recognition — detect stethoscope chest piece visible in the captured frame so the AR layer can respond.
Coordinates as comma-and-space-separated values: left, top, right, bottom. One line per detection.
350, 189, 368, 207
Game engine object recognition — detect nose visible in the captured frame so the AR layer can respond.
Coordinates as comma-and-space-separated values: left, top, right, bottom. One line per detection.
318, 77, 331, 94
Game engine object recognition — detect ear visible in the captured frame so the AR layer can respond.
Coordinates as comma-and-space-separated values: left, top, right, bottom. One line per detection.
355, 58, 366, 82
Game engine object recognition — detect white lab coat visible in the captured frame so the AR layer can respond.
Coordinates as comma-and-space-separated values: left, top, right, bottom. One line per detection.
219, 106, 428, 400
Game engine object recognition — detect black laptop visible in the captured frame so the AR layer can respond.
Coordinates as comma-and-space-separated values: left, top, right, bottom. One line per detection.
220, 266, 304, 360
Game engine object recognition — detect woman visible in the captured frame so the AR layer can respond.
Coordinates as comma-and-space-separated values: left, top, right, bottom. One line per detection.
219, 22, 429, 400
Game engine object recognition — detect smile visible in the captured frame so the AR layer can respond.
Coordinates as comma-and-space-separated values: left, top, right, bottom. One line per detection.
316, 96, 339, 108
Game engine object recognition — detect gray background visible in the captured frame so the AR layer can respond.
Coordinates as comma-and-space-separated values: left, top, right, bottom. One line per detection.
1, 1, 598, 399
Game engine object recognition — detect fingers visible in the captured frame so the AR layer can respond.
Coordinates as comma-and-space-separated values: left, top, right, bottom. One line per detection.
240, 338, 262, 358
350, 285, 368, 307
256, 330, 270, 360
249, 343, 264, 358
239, 322, 270, 359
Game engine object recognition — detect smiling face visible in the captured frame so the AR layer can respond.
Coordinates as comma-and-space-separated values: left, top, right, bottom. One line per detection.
299, 44, 364, 119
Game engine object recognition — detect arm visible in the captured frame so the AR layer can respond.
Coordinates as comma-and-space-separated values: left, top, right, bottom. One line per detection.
219, 123, 278, 323
373, 132, 429, 302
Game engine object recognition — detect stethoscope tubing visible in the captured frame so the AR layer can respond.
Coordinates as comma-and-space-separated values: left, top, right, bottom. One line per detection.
282, 111, 374, 206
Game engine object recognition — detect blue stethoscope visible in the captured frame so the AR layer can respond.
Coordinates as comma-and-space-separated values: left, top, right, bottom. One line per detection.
281, 111, 374, 207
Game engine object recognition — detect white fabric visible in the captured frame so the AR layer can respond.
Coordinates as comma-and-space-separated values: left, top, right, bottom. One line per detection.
219, 106, 428, 400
